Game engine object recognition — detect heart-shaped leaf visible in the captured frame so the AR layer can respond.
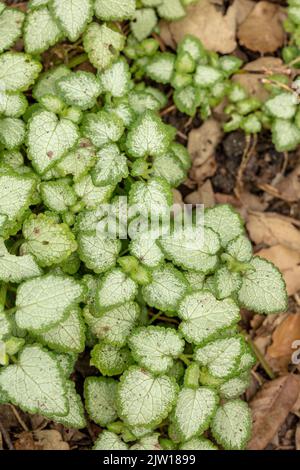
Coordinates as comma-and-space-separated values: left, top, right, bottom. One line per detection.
0, 345, 68, 418
117, 366, 178, 428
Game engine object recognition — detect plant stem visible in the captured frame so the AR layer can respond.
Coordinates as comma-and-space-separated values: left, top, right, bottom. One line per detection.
148, 311, 162, 324
288, 55, 300, 67
5, 307, 17, 315
67, 53, 88, 69
179, 353, 191, 367
241, 330, 276, 380
10, 238, 24, 255
119, 248, 129, 257
0, 284, 7, 308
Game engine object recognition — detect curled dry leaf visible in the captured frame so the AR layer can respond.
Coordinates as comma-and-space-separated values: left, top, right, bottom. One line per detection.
247, 212, 300, 252
247, 374, 300, 450
237, 1, 285, 53
232, 57, 286, 102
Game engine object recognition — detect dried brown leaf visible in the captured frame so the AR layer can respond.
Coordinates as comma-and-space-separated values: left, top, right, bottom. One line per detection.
188, 119, 223, 166
15, 430, 70, 450
234, 0, 257, 25
267, 314, 300, 364
188, 119, 221, 185
33, 430, 70, 450
247, 212, 300, 251
275, 165, 300, 203
166, 0, 238, 54
247, 374, 300, 450
283, 266, 300, 296
14, 432, 41, 451
256, 245, 300, 272
185, 180, 215, 207
0, 404, 22, 430
237, 2, 285, 53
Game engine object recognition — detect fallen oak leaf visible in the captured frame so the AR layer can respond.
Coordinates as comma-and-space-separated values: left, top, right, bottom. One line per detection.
247, 374, 300, 450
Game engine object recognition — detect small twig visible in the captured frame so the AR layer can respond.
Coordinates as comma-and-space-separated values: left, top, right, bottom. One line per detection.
0, 420, 14, 450
176, 130, 188, 141
66, 53, 89, 69
234, 134, 253, 199
148, 311, 163, 324
148, 312, 179, 325
288, 55, 300, 68
281, 151, 289, 176
261, 78, 296, 95
160, 104, 176, 117
152, 32, 166, 52
251, 369, 264, 387
9, 405, 29, 432
294, 293, 300, 306
184, 116, 193, 129
179, 354, 191, 367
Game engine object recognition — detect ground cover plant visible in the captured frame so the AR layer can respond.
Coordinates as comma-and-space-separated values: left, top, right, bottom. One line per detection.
0, 0, 295, 451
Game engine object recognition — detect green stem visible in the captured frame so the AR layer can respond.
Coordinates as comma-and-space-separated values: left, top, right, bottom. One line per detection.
241, 331, 276, 380
5, 307, 17, 315
10, 238, 24, 255
118, 248, 129, 258
148, 311, 162, 324
0, 284, 8, 308
67, 53, 88, 69
179, 354, 191, 367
